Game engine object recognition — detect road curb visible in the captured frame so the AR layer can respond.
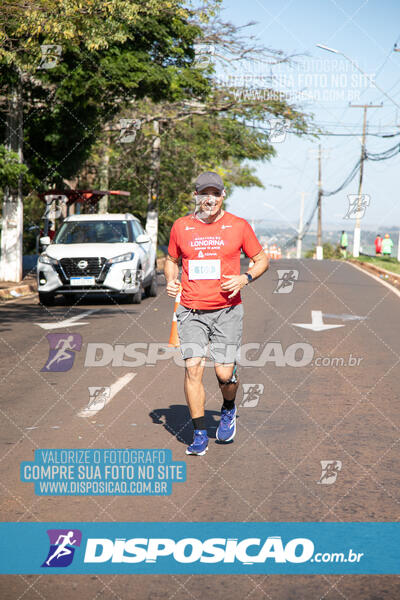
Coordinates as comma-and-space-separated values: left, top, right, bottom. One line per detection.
347, 259, 400, 288
0, 281, 37, 301
347, 260, 400, 299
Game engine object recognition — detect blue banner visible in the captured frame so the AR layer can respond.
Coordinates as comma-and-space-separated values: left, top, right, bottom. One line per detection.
0, 522, 398, 574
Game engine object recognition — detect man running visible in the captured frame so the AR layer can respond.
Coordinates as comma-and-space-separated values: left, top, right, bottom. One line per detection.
164, 171, 269, 455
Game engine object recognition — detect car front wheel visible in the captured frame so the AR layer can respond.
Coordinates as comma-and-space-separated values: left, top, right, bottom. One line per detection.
144, 269, 158, 298
38, 291, 56, 306
126, 288, 142, 304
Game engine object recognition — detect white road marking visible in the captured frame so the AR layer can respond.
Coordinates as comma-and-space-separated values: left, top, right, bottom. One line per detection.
292, 310, 345, 332
35, 309, 98, 330
323, 313, 367, 321
77, 373, 136, 417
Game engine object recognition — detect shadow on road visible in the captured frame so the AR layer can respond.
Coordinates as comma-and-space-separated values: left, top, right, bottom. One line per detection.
150, 405, 221, 445
0, 300, 141, 332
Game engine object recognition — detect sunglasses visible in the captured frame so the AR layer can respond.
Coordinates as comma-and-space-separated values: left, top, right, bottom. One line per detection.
195, 194, 222, 203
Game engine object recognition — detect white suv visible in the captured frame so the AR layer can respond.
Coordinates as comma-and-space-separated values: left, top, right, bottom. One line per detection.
37, 213, 157, 305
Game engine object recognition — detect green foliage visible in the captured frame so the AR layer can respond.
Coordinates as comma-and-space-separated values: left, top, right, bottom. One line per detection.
0, 0, 193, 63
79, 99, 279, 244
355, 255, 400, 275
305, 242, 342, 259
0, 1, 209, 185
1, 0, 312, 255
0, 145, 28, 189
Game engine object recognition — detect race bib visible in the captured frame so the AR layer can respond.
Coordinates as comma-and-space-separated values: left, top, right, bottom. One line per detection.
188, 259, 221, 280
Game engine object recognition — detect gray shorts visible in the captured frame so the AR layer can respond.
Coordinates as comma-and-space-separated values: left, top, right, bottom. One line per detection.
175, 303, 244, 363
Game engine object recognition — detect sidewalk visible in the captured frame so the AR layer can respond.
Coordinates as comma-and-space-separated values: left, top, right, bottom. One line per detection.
0, 272, 37, 301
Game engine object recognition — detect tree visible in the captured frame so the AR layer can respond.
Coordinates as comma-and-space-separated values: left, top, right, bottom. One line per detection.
0, 0, 210, 278
305, 242, 341, 259
0, 145, 28, 189
77, 85, 307, 245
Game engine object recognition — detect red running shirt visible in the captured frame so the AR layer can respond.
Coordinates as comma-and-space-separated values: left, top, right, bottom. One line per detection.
167, 211, 263, 309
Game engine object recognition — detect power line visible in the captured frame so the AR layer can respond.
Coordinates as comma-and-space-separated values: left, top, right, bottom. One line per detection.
322, 158, 361, 197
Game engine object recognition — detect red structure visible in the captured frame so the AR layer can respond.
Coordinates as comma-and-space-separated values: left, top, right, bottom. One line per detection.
38, 189, 130, 236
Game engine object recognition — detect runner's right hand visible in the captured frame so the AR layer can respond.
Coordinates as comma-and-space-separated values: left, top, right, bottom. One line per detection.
166, 279, 181, 298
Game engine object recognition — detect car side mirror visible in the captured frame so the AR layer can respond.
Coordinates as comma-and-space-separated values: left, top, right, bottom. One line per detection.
136, 233, 151, 244
40, 236, 51, 246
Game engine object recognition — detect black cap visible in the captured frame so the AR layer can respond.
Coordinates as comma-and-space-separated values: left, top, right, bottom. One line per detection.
195, 171, 224, 193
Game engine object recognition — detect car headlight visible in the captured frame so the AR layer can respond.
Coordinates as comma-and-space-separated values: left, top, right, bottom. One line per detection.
108, 252, 135, 264
38, 254, 58, 266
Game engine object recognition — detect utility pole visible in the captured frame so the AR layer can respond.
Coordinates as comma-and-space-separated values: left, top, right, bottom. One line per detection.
296, 192, 307, 259
308, 146, 329, 260
316, 144, 323, 260
350, 103, 382, 257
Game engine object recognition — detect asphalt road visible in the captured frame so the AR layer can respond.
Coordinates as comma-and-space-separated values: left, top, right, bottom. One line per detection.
0, 258, 399, 599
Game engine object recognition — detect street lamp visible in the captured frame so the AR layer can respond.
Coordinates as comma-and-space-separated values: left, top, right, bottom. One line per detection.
316, 44, 400, 109
316, 44, 394, 257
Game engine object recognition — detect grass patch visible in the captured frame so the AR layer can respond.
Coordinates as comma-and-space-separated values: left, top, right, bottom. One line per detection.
354, 255, 400, 275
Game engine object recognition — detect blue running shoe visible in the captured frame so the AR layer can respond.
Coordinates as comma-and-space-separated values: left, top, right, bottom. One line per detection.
216, 406, 237, 442
186, 429, 209, 455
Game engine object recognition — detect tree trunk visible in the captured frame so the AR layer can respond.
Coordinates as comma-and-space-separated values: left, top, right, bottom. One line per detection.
0, 74, 24, 282
98, 132, 110, 214
145, 120, 160, 250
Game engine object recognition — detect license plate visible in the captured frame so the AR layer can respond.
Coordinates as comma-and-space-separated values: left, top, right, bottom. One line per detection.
70, 276, 95, 286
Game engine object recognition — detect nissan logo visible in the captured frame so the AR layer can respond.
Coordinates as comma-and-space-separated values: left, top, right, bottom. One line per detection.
77, 260, 88, 269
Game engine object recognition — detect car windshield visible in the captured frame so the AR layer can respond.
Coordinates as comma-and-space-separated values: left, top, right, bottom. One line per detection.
54, 220, 130, 244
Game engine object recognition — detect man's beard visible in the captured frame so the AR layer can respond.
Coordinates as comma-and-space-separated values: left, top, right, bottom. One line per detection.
194, 197, 219, 222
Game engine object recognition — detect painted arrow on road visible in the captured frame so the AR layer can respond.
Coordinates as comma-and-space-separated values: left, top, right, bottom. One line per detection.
77, 373, 137, 417
35, 309, 98, 330
292, 310, 345, 332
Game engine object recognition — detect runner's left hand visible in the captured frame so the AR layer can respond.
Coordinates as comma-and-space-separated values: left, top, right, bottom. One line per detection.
221, 274, 248, 298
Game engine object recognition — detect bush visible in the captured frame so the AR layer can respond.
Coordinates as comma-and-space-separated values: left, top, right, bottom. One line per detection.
305, 242, 342, 259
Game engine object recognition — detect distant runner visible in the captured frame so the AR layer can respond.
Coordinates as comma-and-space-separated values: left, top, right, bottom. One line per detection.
164, 171, 269, 456
374, 234, 382, 256
340, 230, 348, 259
381, 234, 393, 257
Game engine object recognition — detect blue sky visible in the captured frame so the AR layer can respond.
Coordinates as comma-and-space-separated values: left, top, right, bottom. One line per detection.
219, 0, 400, 233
